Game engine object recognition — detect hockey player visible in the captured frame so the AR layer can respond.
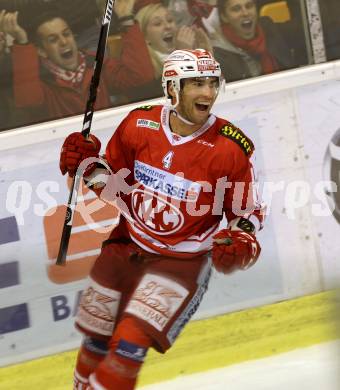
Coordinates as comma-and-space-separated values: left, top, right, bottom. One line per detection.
59, 48, 265, 390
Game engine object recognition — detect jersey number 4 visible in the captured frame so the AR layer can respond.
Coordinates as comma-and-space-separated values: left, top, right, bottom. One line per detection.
162, 151, 174, 170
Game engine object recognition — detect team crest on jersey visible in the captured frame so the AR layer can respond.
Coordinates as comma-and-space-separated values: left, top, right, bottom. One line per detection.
136, 119, 160, 130
132, 160, 202, 235
132, 189, 185, 235
219, 123, 254, 156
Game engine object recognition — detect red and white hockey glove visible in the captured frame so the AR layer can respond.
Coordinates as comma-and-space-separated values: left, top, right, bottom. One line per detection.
212, 229, 261, 274
59, 132, 101, 177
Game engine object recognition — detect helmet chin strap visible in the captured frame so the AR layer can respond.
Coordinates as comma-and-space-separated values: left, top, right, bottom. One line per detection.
171, 110, 196, 126
167, 86, 196, 126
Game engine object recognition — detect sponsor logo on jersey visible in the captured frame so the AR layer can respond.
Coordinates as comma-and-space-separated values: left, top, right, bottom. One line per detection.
220, 124, 254, 156
76, 282, 121, 336
197, 140, 214, 148
134, 160, 201, 201
80, 286, 118, 322
136, 119, 160, 130
125, 274, 189, 331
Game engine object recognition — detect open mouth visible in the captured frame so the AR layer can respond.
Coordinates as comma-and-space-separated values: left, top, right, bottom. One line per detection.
163, 33, 174, 45
241, 20, 253, 30
61, 49, 74, 60
195, 103, 210, 112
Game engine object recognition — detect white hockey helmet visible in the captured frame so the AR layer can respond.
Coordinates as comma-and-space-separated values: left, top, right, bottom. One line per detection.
162, 48, 222, 105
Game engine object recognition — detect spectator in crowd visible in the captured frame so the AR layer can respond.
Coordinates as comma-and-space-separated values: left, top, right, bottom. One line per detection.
211, 0, 298, 82
0, 15, 11, 130
127, 0, 213, 100
168, 0, 217, 28
41, 0, 102, 51
0, 9, 34, 131
0, 0, 102, 50
95, 0, 131, 60
1, 7, 154, 123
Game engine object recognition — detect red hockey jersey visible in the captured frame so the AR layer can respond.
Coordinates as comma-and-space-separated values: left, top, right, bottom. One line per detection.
104, 105, 264, 257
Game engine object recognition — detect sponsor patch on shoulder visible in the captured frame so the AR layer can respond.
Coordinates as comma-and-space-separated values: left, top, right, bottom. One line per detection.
219, 123, 254, 156
136, 119, 160, 130
132, 105, 154, 112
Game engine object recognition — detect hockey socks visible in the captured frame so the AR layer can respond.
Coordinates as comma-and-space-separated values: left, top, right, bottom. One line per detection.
89, 316, 152, 390
74, 336, 109, 389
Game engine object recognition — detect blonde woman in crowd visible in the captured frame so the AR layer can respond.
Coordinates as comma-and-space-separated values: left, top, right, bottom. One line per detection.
127, 0, 213, 100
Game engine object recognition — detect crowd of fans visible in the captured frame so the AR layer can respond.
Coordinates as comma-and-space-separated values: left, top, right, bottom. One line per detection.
0, 0, 337, 132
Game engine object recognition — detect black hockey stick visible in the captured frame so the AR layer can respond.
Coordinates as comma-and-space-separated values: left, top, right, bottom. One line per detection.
56, 0, 116, 265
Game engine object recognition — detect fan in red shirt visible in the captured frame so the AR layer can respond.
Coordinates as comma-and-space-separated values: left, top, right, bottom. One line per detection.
2, 7, 154, 122
60, 48, 265, 390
